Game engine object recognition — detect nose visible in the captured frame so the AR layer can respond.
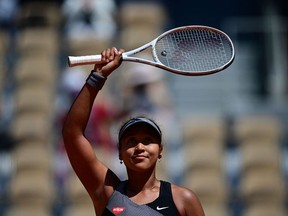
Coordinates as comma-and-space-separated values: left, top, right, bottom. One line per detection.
135, 142, 145, 151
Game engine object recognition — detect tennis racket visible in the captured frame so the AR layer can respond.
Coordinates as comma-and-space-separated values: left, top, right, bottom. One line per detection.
68, 25, 235, 76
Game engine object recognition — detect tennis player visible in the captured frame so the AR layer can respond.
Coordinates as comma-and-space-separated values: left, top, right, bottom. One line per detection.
62, 47, 205, 216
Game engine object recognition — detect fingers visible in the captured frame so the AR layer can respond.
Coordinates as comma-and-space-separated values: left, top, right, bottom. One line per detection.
101, 47, 124, 63
94, 47, 125, 77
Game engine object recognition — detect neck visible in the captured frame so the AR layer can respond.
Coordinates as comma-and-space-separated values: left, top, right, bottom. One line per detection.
126, 170, 160, 194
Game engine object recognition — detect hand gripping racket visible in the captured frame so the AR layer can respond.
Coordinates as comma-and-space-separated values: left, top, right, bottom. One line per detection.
68, 25, 235, 76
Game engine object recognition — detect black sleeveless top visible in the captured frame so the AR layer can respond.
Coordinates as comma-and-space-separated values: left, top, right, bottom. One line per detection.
101, 180, 180, 216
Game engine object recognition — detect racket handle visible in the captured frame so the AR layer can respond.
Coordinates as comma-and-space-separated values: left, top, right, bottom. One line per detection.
68, 55, 103, 67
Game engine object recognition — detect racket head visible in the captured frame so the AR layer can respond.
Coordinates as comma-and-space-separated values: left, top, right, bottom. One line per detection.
151, 25, 235, 76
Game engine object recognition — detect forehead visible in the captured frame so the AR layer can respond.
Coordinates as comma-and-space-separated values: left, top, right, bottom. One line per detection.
120, 123, 160, 139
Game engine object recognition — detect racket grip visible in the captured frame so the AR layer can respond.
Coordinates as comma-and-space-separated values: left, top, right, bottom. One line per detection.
68, 55, 103, 67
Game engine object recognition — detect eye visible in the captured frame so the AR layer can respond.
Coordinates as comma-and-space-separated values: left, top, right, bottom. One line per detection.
142, 137, 153, 145
127, 137, 137, 146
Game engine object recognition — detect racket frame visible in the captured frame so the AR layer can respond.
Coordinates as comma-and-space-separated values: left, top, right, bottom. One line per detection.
68, 25, 235, 76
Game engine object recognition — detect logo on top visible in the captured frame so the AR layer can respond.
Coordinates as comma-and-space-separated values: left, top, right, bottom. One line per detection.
112, 207, 125, 215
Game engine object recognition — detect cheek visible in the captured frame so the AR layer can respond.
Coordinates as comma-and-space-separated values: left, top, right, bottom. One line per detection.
119, 148, 133, 159
148, 145, 162, 156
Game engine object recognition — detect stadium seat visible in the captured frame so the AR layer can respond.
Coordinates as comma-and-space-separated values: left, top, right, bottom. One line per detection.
64, 172, 91, 205
5, 204, 52, 216
62, 203, 95, 216
17, 2, 61, 28
10, 112, 52, 142
12, 143, 53, 174
233, 115, 282, 143
239, 140, 282, 175
183, 140, 225, 172
119, 25, 161, 50
239, 169, 286, 204
242, 203, 287, 216
182, 116, 227, 143
14, 56, 57, 87
119, 2, 167, 29
17, 28, 59, 56
13, 86, 54, 117
184, 169, 229, 205
202, 204, 229, 216
8, 169, 55, 207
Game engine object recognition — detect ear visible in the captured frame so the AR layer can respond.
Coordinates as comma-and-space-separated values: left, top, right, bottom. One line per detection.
158, 145, 163, 159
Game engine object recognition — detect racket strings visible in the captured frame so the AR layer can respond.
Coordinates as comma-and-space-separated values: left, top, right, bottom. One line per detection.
155, 28, 233, 72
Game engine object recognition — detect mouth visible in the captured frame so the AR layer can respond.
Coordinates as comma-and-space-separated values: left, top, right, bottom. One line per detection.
131, 154, 148, 159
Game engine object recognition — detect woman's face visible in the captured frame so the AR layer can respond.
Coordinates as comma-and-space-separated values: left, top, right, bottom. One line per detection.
119, 124, 163, 172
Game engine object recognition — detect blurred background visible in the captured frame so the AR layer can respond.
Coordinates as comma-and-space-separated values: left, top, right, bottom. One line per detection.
0, 0, 287, 216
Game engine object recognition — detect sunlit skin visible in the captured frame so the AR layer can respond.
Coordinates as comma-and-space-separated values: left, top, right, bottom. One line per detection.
62, 47, 205, 216
118, 124, 164, 205
119, 124, 163, 173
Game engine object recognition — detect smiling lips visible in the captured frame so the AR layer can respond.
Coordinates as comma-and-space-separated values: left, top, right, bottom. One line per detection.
132, 154, 148, 160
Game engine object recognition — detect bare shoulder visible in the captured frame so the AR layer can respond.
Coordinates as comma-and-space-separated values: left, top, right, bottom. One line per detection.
171, 184, 205, 216
171, 184, 197, 200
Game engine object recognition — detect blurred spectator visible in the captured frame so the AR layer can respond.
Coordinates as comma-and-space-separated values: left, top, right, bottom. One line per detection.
0, 0, 18, 70
0, 126, 14, 188
61, 0, 117, 41
0, 1, 16, 184
0, 127, 14, 152
0, 0, 18, 31
58, 67, 117, 151
0, 101, 14, 206
119, 64, 171, 117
